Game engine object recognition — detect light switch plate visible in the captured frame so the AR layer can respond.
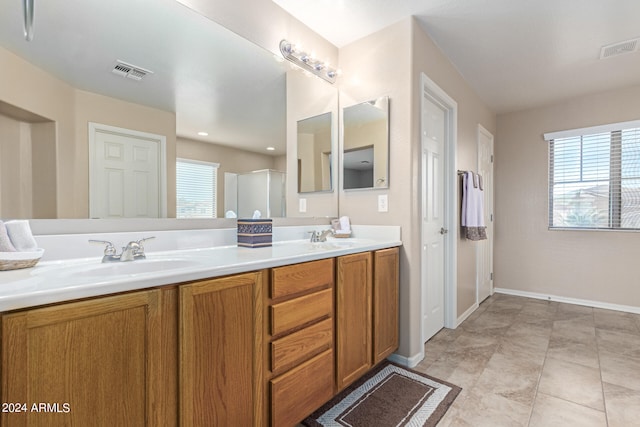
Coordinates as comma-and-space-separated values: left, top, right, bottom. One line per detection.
378, 194, 388, 212
299, 198, 307, 213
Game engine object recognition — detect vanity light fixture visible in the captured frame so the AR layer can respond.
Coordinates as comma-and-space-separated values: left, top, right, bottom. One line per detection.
266, 146, 275, 151
22, 0, 34, 41
279, 40, 338, 84
197, 131, 209, 136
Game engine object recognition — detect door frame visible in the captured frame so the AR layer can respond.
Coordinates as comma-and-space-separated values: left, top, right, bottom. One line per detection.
476, 124, 494, 302
88, 122, 167, 218
420, 73, 458, 339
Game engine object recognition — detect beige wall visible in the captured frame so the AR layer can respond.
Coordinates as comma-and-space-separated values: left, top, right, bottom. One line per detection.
176, 137, 278, 217
1, 46, 75, 218
495, 84, 640, 307
338, 18, 496, 361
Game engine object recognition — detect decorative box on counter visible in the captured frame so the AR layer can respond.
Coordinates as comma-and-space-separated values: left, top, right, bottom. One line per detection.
237, 219, 272, 248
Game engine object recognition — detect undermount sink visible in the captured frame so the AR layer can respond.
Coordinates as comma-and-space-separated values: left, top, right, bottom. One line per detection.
307, 240, 355, 251
76, 259, 199, 277
38, 258, 203, 279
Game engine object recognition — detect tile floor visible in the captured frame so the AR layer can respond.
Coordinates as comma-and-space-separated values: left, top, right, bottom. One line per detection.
414, 293, 640, 427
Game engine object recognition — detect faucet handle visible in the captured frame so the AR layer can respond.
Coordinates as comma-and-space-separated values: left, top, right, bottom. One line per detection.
137, 236, 156, 245
89, 239, 117, 256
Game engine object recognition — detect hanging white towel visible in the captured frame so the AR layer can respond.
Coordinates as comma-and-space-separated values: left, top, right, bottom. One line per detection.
461, 172, 487, 241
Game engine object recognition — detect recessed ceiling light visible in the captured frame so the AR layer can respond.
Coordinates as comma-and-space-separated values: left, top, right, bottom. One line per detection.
197, 131, 208, 136
266, 146, 275, 151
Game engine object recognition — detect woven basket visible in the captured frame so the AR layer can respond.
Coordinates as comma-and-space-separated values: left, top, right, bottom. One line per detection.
0, 249, 44, 271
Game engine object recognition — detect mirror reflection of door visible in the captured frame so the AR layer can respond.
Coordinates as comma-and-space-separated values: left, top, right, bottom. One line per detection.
89, 123, 166, 219
297, 112, 333, 193
342, 96, 389, 190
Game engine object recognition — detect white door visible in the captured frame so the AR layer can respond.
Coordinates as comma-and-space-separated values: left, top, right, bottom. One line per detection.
89, 123, 166, 218
477, 125, 494, 302
421, 93, 447, 342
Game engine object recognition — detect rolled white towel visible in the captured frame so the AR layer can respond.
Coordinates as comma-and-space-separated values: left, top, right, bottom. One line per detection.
5, 220, 38, 251
0, 221, 17, 252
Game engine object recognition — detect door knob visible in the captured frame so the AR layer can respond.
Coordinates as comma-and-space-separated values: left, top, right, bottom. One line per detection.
440, 227, 448, 235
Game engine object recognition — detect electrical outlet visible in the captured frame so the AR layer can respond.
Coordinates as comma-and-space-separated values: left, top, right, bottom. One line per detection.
299, 198, 307, 213
378, 194, 388, 212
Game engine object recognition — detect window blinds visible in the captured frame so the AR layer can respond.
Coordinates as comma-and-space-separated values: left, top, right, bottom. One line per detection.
547, 124, 640, 229
176, 159, 219, 218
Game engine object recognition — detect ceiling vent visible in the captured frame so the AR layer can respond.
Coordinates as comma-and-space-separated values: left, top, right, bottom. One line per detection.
600, 38, 639, 59
111, 60, 154, 81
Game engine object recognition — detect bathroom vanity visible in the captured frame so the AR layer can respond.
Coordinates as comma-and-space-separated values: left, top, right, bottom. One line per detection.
0, 232, 400, 426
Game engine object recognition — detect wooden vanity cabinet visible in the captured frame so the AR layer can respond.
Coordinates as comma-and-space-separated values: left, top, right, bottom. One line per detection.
265, 258, 335, 427
180, 271, 264, 427
373, 247, 400, 364
335, 252, 373, 391
1, 288, 176, 427
336, 248, 400, 391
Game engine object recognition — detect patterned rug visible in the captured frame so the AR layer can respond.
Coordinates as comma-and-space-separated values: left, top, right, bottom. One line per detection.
303, 361, 461, 427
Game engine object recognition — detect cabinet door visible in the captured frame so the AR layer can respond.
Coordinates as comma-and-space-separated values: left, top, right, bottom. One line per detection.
1, 289, 170, 427
180, 271, 263, 427
373, 247, 400, 364
336, 252, 372, 391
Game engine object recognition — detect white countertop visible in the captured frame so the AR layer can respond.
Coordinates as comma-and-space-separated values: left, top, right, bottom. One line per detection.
0, 236, 401, 312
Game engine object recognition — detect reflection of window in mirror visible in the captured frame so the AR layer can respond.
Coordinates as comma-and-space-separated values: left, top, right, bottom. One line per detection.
343, 96, 389, 190
297, 112, 333, 193
176, 159, 219, 218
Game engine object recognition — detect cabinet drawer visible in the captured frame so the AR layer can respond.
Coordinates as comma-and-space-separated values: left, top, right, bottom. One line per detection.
271, 288, 332, 336
271, 318, 332, 373
270, 349, 334, 427
271, 258, 334, 299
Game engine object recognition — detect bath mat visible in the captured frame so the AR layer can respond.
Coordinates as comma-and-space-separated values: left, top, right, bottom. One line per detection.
302, 360, 461, 427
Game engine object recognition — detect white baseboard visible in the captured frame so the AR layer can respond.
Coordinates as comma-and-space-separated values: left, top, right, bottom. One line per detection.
494, 287, 640, 315
456, 302, 479, 327
388, 351, 424, 368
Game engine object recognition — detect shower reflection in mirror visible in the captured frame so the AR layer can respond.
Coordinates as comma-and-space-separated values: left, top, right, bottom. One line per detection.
297, 112, 333, 193
342, 96, 389, 190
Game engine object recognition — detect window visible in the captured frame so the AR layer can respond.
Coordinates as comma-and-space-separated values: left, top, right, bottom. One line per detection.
545, 121, 640, 230
176, 159, 219, 218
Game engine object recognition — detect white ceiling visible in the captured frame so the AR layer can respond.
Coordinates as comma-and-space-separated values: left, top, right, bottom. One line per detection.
0, 0, 287, 155
272, 0, 640, 113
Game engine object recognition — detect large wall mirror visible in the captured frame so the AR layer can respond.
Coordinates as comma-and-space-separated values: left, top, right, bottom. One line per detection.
0, 0, 337, 220
297, 112, 333, 193
342, 96, 390, 190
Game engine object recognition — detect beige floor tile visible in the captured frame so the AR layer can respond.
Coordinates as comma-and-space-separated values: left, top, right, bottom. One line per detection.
596, 328, 640, 359
453, 389, 531, 427
538, 357, 604, 410
603, 382, 640, 427
594, 308, 640, 334
551, 320, 597, 346
472, 352, 542, 407
546, 337, 600, 369
419, 295, 640, 427
529, 393, 607, 427
599, 350, 640, 392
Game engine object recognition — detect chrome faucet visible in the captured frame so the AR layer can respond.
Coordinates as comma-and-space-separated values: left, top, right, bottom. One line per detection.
90, 237, 155, 263
308, 229, 334, 243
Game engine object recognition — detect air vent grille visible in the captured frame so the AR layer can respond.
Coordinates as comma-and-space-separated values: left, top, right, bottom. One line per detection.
600, 38, 639, 59
111, 60, 153, 81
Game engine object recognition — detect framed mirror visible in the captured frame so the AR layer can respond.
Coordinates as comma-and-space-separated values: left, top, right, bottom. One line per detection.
342, 96, 389, 190
297, 112, 333, 193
